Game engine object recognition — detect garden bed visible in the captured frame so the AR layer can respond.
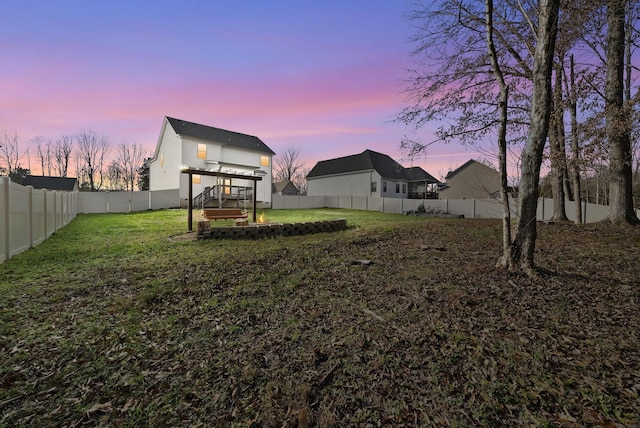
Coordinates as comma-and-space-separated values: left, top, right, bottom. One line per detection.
197, 218, 348, 239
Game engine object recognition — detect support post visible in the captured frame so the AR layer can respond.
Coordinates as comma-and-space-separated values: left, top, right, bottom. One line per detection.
252, 180, 258, 223
188, 172, 193, 231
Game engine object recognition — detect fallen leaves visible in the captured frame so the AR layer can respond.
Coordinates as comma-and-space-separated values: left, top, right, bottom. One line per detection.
1, 219, 639, 426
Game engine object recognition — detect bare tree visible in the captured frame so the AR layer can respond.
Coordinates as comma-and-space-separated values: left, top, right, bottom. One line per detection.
292, 167, 309, 195
75, 130, 110, 191
508, 0, 561, 274
116, 143, 149, 191
273, 146, 304, 183
567, 55, 583, 223
52, 136, 74, 177
0, 132, 21, 177
485, 0, 512, 266
548, 63, 570, 222
105, 160, 125, 190
32, 136, 53, 176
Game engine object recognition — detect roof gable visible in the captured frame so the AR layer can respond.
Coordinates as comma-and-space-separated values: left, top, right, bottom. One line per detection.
165, 117, 275, 155
22, 175, 78, 191
445, 159, 498, 180
272, 180, 298, 193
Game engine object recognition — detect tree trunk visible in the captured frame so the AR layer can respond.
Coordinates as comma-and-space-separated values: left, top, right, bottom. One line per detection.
568, 55, 583, 223
549, 63, 569, 222
508, 0, 560, 275
606, 0, 639, 224
486, 0, 511, 266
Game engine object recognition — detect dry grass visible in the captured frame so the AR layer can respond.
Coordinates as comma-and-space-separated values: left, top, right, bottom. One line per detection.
0, 210, 639, 426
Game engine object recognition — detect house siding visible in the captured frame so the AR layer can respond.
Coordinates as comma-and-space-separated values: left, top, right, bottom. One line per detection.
308, 170, 380, 198
440, 162, 500, 199
149, 117, 273, 206
149, 123, 182, 192
380, 179, 408, 198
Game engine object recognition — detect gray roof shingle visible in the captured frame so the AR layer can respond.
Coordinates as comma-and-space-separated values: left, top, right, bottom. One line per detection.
166, 117, 275, 155
306, 150, 439, 183
22, 176, 78, 191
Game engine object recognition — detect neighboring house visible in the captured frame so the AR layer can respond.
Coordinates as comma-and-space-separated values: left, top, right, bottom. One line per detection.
22, 175, 79, 192
439, 159, 501, 199
306, 149, 439, 199
149, 116, 275, 207
272, 180, 299, 196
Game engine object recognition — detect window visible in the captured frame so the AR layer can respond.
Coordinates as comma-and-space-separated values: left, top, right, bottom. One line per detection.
402, 184, 407, 194
396, 183, 400, 193
160, 153, 164, 167
371, 182, 377, 192
223, 178, 231, 194
192, 174, 201, 184
197, 143, 207, 160
383, 181, 387, 192
260, 155, 270, 167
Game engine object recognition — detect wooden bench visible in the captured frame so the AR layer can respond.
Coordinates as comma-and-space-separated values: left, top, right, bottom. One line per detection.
201, 208, 249, 221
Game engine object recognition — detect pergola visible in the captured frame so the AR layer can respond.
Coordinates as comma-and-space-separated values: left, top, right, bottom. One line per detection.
181, 167, 263, 231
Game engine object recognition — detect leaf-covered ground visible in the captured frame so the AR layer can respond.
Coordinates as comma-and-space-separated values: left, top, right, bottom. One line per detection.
1, 213, 639, 426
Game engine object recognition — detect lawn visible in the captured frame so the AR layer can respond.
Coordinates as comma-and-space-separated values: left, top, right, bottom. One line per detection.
0, 208, 638, 426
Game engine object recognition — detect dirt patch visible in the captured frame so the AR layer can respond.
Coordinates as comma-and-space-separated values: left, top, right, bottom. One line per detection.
167, 232, 198, 242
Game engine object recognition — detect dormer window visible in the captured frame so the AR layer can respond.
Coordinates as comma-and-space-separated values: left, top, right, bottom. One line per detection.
197, 143, 207, 160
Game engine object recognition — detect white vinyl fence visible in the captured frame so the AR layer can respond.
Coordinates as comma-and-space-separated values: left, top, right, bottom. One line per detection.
1, 177, 77, 263
1, 182, 181, 263
272, 194, 636, 223
4, 181, 638, 264
77, 189, 180, 214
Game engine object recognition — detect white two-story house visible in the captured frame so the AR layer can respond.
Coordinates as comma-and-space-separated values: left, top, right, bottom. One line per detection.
306, 149, 439, 199
149, 117, 275, 208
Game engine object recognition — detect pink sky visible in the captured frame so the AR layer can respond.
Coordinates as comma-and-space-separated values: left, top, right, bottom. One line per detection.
0, 1, 487, 182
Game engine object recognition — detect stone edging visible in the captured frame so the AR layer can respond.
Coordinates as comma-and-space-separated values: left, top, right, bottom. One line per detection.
197, 218, 348, 240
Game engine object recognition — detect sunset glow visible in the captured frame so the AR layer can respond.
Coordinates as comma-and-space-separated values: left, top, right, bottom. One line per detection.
0, 1, 483, 179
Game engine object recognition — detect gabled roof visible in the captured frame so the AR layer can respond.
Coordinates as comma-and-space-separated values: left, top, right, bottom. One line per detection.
165, 116, 275, 155
405, 166, 440, 184
272, 180, 298, 193
445, 159, 497, 180
22, 175, 78, 191
306, 149, 439, 183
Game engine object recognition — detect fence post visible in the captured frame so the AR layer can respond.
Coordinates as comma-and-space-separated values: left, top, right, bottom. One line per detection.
2, 177, 9, 262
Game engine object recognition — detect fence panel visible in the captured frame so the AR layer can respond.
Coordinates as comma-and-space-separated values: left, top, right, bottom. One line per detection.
475, 199, 504, 218
368, 197, 384, 212
421, 199, 448, 213
150, 189, 180, 210
106, 192, 132, 213
78, 192, 108, 213
45, 190, 56, 237
9, 181, 31, 258
31, 188, 46, 247
352, 196, 368, 211
447, 199, 474, 218
383, 198, 404, 214
337, 195, 352, 209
